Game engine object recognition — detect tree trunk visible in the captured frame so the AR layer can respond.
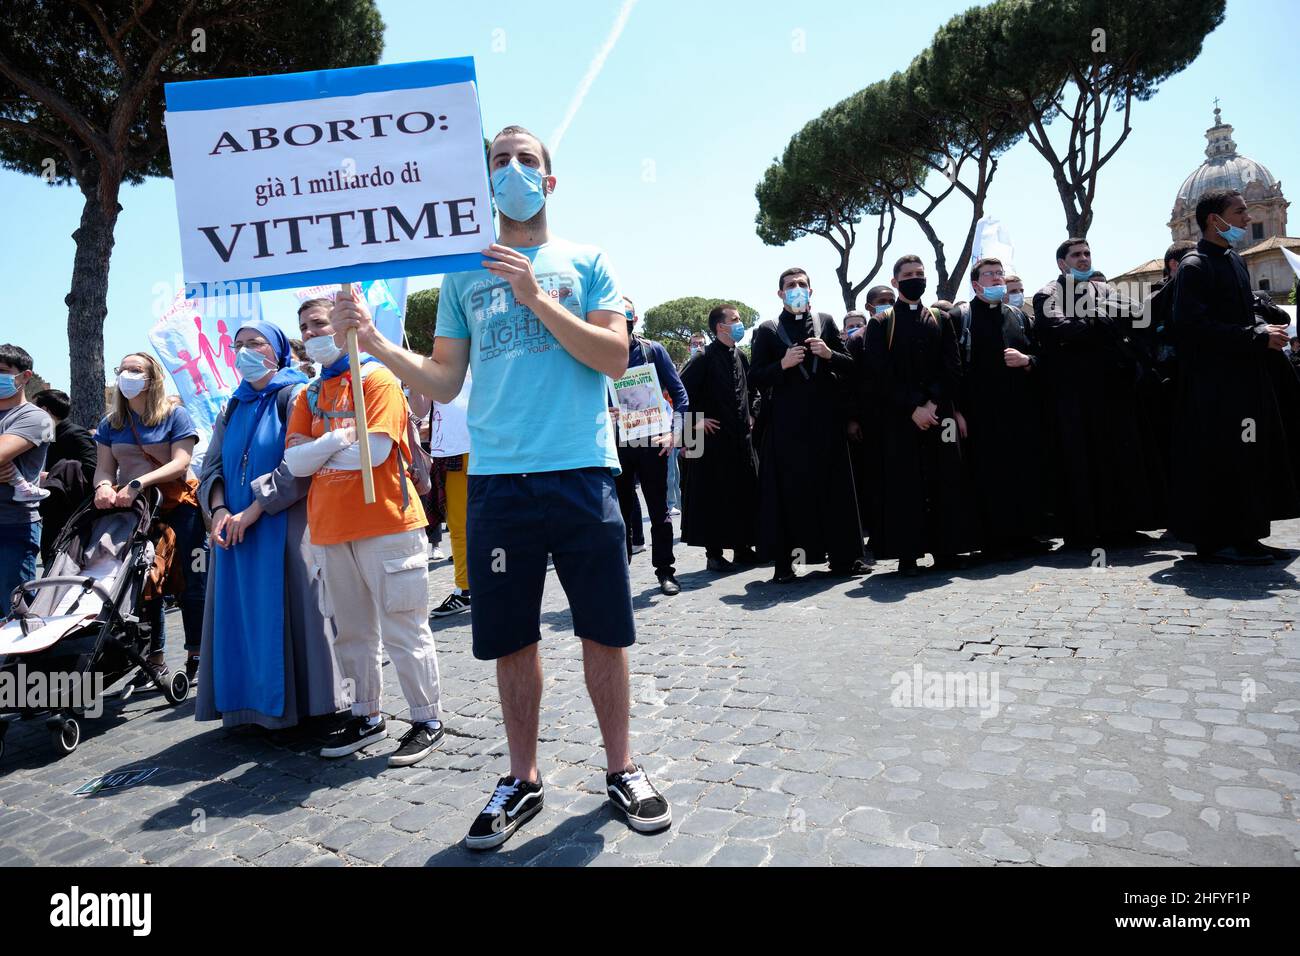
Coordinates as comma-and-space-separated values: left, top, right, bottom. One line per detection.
65, 184, 120, 428
1073, 203, 1092, 238
835, 251, 855, 312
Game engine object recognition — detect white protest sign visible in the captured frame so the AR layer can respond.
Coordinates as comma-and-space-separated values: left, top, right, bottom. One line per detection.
429, 370, 472, 458
164, 57, 494, 294
609, 363, 671, 442
1282, 244, 1300, 281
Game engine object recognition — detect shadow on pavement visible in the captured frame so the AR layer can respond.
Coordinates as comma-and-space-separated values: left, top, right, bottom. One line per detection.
1150, 557, 1298, 600
420, 804, 611, 867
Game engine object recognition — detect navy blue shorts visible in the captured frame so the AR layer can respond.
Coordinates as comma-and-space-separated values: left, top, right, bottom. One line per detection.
466, 467, 635, 661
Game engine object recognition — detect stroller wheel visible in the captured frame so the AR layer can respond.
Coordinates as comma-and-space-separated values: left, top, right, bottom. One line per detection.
165, 670, 190, 705
50, 718, 80, 756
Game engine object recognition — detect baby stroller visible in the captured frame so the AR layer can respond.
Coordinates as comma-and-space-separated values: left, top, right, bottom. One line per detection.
0, 489, 190, 761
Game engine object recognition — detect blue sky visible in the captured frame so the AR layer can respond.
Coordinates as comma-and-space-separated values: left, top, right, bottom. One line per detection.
3, 0, 1297, 390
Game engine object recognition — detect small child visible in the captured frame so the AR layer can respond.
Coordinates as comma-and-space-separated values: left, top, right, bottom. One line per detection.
8, 471, 48, 502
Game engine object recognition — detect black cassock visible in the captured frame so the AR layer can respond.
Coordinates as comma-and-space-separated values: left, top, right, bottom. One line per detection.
1170, 240, 1300, 546
1033, 275, 1155, 541
1129, 277, 1178, 526
955, 299, 1046, 547
749, 310, 864, 569
862, 301, 976, 561
679, 340, 759, 552
845, 331, 878, 540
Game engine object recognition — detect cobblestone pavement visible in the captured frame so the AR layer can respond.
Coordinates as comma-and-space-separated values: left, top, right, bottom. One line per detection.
1, 518, 1298, 867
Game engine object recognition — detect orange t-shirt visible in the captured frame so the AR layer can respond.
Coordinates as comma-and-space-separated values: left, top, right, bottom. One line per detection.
286, 362, 427, 545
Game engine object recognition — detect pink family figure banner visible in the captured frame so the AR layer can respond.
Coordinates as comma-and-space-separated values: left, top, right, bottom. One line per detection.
148, 289, 263, 447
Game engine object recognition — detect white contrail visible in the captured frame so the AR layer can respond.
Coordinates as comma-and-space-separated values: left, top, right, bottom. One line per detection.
550, 0, 639, 155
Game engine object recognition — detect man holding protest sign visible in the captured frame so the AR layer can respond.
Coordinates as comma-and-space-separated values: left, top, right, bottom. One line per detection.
335, 125, 672, 849
284, 299, 445, 766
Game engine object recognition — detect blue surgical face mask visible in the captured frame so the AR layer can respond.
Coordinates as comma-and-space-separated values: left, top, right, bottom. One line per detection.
491, 160, 547, 223
982, 284, 1008, 302
783, 287, 810, 312
872, 303, 892, 316
1070, 267, 1095, 282
0, 373, 21, 400
1216, 217, 1247, 245
1008, 292, 1025, 309
235, 347, 276, 381
729, 321, 745, 342
304, 334, 342, 366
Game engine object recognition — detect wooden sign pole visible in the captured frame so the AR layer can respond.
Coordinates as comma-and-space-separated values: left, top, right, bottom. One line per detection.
341, 282, 376, 504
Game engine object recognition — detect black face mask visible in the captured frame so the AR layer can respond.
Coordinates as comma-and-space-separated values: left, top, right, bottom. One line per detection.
898, 278, 927, 301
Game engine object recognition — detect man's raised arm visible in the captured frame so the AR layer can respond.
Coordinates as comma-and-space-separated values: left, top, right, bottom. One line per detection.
332, 292, 470, 404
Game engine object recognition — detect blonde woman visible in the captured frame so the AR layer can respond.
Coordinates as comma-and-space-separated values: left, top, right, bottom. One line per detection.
93, 352, 208, 691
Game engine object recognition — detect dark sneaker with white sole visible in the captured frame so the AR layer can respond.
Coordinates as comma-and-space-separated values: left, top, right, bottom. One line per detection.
464, 775, 544, 850
388, 721, 444, 767
319, 716, 386, 758
121, 662, 168, 701
607, 764, 672, 833
430, 592, 470, 618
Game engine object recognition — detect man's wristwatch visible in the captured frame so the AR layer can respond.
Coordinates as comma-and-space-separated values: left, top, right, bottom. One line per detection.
127, 478, 143, 493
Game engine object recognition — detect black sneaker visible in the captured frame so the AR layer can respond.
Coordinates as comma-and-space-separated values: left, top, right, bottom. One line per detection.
319, 715, 387, 758
606, 764, 672, 833
185, 655, 200, 685
464, 776, 545, 850
122, 662, 169, 700
430, 592, 471, 618
388, 721, 444, 767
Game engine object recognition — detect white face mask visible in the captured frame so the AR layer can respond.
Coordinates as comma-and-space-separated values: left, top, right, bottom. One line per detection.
117, 371, 149, 399
304, 334, 343, 366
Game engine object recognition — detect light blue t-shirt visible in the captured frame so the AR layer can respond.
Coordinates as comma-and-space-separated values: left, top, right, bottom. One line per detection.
437, 238, 624, 475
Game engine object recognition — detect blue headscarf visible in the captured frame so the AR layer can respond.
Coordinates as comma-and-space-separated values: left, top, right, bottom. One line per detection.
231, 320, 299, 400
211, 319, 306, 718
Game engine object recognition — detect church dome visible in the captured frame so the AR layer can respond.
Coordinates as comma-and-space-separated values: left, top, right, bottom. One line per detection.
1175, 106, 1279, 206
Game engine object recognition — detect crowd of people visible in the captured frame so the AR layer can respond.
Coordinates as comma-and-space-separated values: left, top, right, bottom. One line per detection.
1, 123, 1298, 853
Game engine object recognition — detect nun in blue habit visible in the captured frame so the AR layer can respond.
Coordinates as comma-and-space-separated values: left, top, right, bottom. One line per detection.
196, 319, 346, 730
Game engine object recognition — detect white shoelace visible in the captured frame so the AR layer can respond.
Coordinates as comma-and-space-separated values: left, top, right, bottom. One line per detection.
620, 769, 656, 802
482, 781, 520, 815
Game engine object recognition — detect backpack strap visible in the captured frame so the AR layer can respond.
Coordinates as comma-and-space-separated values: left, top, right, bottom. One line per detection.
957, 303, 972, 365
221, 381, 300, 427
870, 308, 895, 351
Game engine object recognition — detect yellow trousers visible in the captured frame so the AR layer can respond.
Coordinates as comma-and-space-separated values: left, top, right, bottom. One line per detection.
445, 453, 468, 591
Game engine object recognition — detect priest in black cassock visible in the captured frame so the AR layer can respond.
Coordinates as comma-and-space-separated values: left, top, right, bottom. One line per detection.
1033, 238, 1155, 547
749, 267, 867, 583
950, 257, 1048, 558
1170, 188, 1300, 564
679, 304, 761, 572
863, 255, 976, 575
